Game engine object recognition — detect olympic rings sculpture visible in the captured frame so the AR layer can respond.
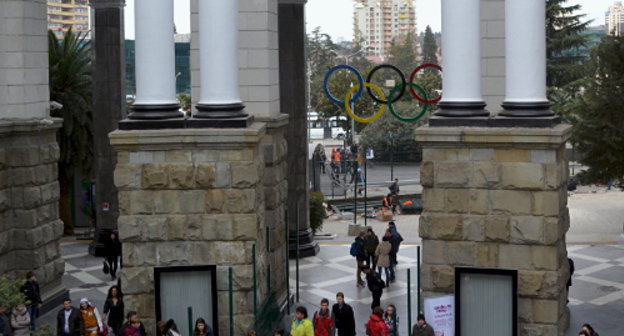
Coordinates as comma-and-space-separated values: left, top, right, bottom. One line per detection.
322, 63, 442, 123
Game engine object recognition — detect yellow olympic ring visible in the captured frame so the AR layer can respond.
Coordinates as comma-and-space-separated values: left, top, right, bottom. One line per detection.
344, 83, 386, 123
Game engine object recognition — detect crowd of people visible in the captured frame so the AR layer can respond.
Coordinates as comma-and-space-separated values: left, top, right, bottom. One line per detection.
274, 296, 433, 336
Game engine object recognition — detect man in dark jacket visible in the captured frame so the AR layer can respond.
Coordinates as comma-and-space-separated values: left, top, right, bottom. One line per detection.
412, 314, 434, 336
361, 265, 385, 310
331, 292, 355, 336
21, 271, 42, 330
0, 305, 9, 336
56, 298, 84, 336
354, 231, 367, 287
387, 222, 403, 281
364, 229, 379, 270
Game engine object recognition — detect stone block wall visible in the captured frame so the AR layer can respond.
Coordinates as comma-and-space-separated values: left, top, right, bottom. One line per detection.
480, 0, 505, 112
0, 120, 65, 299
416, 125, 572, 335
190, 0, 281, 119
111, 122, 288, 335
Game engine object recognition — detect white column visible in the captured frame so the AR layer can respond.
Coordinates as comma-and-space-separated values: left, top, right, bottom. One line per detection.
132, 0, 177, 109
195, 0, 245, 117
503, 0, 549, 107
438, 0, 486, 115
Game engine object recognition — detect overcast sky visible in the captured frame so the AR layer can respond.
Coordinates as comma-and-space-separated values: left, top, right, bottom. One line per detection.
123, 0, 615, 40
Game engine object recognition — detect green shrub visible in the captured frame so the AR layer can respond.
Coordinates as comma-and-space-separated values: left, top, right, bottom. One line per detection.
0, 275, 28, 309
309, 192, 326, 234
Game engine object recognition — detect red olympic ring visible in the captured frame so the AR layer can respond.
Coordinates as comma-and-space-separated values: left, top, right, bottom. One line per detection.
409, 63, 443, 104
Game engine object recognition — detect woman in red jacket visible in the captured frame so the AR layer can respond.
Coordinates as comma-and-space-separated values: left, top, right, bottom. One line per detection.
366, 307, 388, 336
312, 298, 333, 336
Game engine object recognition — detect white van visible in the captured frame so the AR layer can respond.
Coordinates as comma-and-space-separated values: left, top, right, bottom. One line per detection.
307, 112, 347, 140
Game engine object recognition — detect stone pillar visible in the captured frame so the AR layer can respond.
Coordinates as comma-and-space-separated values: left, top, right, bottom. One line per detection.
122, 0, 181, 127
435, 0, 488, 117
500, 0, 553, 117
111, 123, 289, 335
89, 0, 126, 255
0, 0, 67, 313
416, 125, 572, 335
278, 1, 319, 257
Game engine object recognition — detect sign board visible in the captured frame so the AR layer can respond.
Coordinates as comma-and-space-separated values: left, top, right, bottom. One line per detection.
424, 295, 455, 336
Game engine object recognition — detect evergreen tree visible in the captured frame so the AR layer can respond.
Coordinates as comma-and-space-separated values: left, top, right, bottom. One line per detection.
546, 0, 592, 88
422, 25, 438, 65
387, 31, 418, 76
572, 35, 624, 183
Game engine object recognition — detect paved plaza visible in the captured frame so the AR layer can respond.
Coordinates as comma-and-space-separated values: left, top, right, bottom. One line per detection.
34, 189, 624, 335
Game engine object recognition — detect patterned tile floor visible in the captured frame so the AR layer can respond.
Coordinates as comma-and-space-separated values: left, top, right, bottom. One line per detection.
36, 241, 624, 336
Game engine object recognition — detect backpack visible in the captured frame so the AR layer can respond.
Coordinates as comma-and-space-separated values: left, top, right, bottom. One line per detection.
350, 242, 358, 257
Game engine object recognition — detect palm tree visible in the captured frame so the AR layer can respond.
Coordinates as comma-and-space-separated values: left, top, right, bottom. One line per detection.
48, 28, 93, 234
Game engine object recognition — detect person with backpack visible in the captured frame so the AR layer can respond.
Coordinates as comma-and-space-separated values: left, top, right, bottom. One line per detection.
361, 265, 386, 310
350, 231, 367, 287
312, 298, 332, 336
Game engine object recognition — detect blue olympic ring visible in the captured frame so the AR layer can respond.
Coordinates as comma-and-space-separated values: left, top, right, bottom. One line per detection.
323, 65, 364, 106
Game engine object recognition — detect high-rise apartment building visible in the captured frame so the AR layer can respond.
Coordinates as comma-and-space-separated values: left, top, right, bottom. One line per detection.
606, 1, 624, 36
354, 0, 416, 60
47, 0, 90, 39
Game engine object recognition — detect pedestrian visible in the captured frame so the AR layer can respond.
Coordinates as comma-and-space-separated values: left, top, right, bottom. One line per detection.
388, 179, 400, 214
366, 148, 374, 168
273, 328, 285, 336
579, 331, 590, 336
331, 292, 355, 336
567, 257, 575, 303
582, 324, 599, 336
246, 331, 257, 336
376, 231, 394, 286
290, 306, 313, 336
164, 319, 181, 336
79, 298, 103, 336
387, 222, 403, 274
20, 271, 42, 330
104, 232, 122, 281
389, 178, 399, 196
0, 305, 9, 336
319, 148, 327, 174
56, 298, 84, 336
364, 229, 380, 270
10, 303, 30, 336
384, 305, 399, 336
365, 307, 387, 336
193, 317, 213, 336
102, 285, 124, 336
119, 311, 145, 336
351, 231, 367, 287
361, 265, 385, 310
411, 314, 434, 336
312, 298, 332, 336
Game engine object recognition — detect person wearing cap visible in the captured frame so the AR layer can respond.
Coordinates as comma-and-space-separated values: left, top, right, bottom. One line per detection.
79, 298, 103, 336
411, 314, 434, 336
360, 265, 385, 310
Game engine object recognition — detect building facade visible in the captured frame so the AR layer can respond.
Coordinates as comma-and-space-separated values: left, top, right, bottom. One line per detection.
47, 0, 90, 39
353, 0, 416, 60
606, 1, 624, 36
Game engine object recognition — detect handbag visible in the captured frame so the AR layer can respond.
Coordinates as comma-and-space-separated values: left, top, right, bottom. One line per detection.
100, 322, 109, 336
102, 261, 110, 274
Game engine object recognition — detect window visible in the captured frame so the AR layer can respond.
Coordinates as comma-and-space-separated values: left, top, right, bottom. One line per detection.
455, 267, 518, 336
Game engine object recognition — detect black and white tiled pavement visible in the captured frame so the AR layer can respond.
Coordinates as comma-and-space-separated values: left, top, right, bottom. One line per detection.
290, 243, 624, 336
37, 241, 624, 336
